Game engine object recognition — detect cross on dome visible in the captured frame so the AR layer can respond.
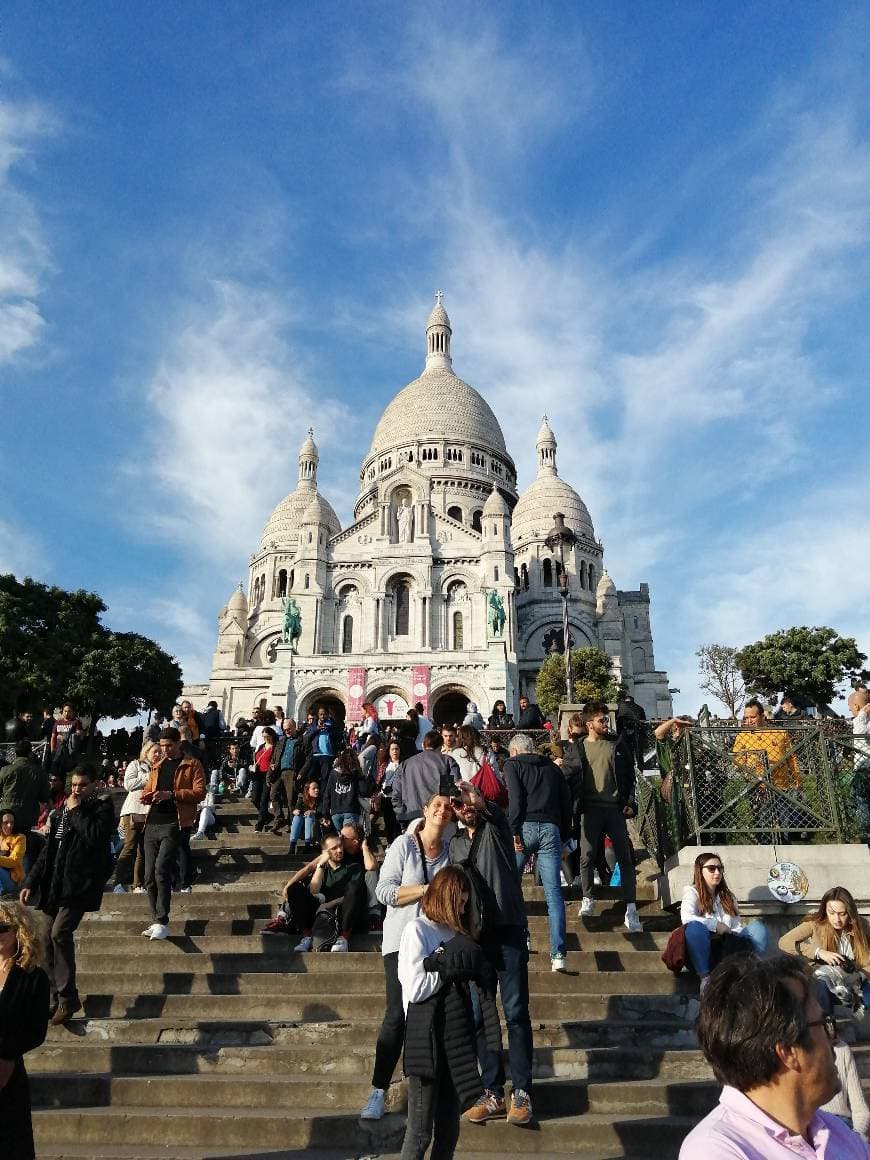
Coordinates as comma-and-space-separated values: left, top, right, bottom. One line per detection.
435, 289, 443, 306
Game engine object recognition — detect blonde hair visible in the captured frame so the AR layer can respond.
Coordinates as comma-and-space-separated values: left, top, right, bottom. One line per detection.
138, 740, 160, 763
0, 900, 49, 971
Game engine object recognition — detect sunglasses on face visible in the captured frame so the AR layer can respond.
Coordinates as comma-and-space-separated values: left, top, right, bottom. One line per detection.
703, 865, 724, 872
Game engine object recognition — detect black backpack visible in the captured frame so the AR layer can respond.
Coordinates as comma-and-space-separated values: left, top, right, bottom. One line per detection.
459, 828, 495, 942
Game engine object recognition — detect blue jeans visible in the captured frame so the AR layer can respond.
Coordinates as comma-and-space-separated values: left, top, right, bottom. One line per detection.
471, 927, 534, 1095
684, 919, 767, 976
289, 813, 316, 844
331, 812, 360, 833
0, 867, 18, 894
515, 821, 565, 958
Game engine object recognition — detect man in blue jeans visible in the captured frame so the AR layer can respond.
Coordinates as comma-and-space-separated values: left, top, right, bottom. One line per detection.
504, 733, 573, 972
449, 783, 535, 1127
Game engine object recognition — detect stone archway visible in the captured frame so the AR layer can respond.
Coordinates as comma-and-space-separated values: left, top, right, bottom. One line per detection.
430, 686, 478, 727
297, 688, 346, 727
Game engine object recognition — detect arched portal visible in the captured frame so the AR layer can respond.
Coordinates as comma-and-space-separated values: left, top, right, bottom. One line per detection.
297, 689, 346, 727
430, 687, 478, 727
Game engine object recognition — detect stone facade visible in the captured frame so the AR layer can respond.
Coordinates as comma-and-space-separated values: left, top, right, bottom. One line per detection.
190, 297, 673, 725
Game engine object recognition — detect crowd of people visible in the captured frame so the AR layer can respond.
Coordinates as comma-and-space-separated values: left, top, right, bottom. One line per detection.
0, 691, 868, 1159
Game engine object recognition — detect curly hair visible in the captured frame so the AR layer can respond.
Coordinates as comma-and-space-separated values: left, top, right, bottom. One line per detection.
0, 900, 48, 971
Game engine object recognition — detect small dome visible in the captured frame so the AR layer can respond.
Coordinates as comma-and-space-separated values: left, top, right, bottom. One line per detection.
597, 568, 617, 597
227, 584, 247, 611
427, 301, 451, 330
302, 495, 333, 525
483, 485, 510, 516
511, 476, 594, 542
260, 489, 341, 548
536, 415, 556, 446
299, 428, 319, 460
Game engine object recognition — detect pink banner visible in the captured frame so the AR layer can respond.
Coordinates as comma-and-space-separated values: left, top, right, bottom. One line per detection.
347, 667, 367, 718
410, 665, 431, 714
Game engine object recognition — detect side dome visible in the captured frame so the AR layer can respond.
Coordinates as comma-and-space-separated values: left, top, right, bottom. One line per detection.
227, 584, 248, 612
367, 369, 508, 459
260, 490, 341, 547
511, 477, 595, 542
483, 484, 510, 516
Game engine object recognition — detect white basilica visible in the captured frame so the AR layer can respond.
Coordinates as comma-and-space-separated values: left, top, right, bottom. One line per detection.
191, 297, 673, 726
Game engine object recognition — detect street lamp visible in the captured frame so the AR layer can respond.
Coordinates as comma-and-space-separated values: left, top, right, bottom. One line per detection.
545, 512, 577, 706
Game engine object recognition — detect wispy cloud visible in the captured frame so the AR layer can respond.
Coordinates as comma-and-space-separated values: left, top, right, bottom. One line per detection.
0, 518, 44, 578
0, 91, 55, 365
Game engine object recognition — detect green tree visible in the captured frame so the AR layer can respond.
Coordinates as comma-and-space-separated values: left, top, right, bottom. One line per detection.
535, 646, 623, 715
736, 626, 868, 712
696, 643, 745, 719
68, 632, 183, 734
0, 574, 105, 716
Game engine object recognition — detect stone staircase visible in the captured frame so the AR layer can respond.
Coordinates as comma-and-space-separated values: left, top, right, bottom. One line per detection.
28, 798, 869, 1159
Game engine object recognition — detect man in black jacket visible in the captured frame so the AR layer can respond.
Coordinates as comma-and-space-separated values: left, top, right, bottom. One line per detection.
449, 783, 534, 1127
503, 733, 572, 972
515, 695, 545, 731
20, 765, 115, 1024
0, 740, 49, 834
574, 702, 642, 933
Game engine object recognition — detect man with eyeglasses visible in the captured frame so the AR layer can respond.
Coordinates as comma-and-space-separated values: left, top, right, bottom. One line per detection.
680, 953, 869, 1157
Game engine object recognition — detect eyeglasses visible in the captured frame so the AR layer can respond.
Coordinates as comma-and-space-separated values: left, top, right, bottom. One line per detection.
806, 1015, 837, 1042
0, 923, 14, 934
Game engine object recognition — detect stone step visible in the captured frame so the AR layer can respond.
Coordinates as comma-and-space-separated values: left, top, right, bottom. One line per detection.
28, 1041, 716, 1079
32, 1105, 694, 1155
71, 970, 696, 997
67, 990, 699, 1022
40, 1014, 698, 1048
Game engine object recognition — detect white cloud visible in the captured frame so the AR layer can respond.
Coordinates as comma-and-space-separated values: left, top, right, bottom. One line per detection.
0, 519, 44, 578
138, 278, 352, 568
0, 95, 55, 366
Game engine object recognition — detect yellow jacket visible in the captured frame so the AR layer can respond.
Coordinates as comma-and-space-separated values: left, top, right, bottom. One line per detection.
0, 832, 26, 883
732, 728, 800, 790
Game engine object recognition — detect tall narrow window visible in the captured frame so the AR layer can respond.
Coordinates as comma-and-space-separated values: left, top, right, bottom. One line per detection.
277, 569, 288, 597
471, 509, 482, 533
342, 615, 354, 654
304, 573, 310, 590
521, 564, 529, 591
395, 581, 410, 636
453, 610, 464, 650
542, 559, 553, 587
588, 565, 596, 590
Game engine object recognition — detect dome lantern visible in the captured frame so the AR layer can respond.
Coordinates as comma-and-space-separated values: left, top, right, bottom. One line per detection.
425, 290, 453, 373
298, 427, 319, 491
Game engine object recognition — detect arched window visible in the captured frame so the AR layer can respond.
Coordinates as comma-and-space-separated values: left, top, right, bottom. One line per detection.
447, 505, 462, 523
304, 573, 310, 590
494, 566, 499, 581
395, 580, 410, 636
588, 564, 596, 590
580, 561, 587, 589
453, 610, 464, 650
289, 569, 295, 591
514, 567, 520, 587
521, 563, 529, 591
542, 559, 553, 588
471, 509, 483, 533
253, 577, 260, 603
277, 569, 288, 597
342, 616, 354, 654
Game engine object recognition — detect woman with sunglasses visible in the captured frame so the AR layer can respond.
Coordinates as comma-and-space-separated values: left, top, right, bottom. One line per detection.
681, 852, 767, 990
0, 900, 50, 1160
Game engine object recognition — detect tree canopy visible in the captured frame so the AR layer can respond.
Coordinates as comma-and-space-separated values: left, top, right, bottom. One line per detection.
0, 574, 182, 726
696, 643, 745, 719
735, 626, 868, 711
536, 646, 622, 715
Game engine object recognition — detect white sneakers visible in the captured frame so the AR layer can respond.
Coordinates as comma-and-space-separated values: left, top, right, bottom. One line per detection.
360, 1087, 385, 1120
294, 936, 313, 952
330, 936, 349, 953
112, 884, 126, 893
141, 923, 169, 940
579, 896, 595, 918
551, 953, 567, 972
624, 906, 643, 934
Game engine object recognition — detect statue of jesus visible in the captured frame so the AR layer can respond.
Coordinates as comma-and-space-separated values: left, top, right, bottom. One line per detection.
397, 498, 413, 543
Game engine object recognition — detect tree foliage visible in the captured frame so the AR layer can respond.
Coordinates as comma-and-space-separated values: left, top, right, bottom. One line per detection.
536, 646, 622, 715
696, 643, 745, 719
735, 626, 868, 711
0, 574, 182, 725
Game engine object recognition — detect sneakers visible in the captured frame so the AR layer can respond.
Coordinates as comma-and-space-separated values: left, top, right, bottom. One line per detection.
579, 896, 595, 918
50, 998, 82, 1026
294, 935, 313, 952
149, 923, 169, 940
551, 953, 567, 973
133, 886, 146, 894
359, 1087, 386, 1121
260, 917, 288, 936
507, 1088, 533, 1126
624, 906, 643, 934
141, 923, 160, 938
464, 1090, 506, 1123
330, 936, 349, 953
178, 885, 193, 894
112, 883, 126, 893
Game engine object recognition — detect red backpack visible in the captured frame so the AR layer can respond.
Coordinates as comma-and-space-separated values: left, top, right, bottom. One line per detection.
471, 754, 509, 809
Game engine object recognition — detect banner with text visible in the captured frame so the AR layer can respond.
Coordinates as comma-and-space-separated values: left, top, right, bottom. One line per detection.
347, 667, 367, 719
411, 664, 431, 715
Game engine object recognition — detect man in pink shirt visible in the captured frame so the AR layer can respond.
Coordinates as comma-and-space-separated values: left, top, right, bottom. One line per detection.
680, 954, 869, 1158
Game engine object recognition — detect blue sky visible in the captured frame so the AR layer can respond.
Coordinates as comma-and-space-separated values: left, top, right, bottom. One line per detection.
2, 3, 870, 715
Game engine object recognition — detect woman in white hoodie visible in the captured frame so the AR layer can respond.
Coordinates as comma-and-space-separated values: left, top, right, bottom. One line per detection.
109, 740, 157, 893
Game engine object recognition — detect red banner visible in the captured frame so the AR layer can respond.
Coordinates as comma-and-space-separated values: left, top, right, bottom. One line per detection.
410, 664, 431, 714
347, 667, 367, 719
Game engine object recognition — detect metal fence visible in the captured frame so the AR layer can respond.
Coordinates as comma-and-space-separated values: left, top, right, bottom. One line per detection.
634, 721, 869, 870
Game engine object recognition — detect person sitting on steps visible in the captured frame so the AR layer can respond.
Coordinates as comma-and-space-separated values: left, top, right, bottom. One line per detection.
288, 833, 367, 953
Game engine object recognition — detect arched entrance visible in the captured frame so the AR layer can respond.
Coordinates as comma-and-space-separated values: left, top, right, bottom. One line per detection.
367, 686, 411, 724
431, 689, 476, 728
298, 689, 346, 727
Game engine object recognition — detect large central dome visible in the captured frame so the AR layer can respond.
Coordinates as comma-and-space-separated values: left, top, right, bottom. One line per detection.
366, 296, 508, 461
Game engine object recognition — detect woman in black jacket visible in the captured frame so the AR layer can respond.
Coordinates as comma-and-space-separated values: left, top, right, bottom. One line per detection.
398, 865, 499, 1160
0, 900, 50, 1160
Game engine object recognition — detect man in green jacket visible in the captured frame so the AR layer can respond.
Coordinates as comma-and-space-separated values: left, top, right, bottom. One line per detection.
0, 740, 50, 832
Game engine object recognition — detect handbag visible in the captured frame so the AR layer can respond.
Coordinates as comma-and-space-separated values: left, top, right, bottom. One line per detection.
661, 925, 687, 974
470, 755, 509, 809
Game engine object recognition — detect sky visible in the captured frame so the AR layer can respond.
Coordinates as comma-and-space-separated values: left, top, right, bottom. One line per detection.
2, 3, 870, 716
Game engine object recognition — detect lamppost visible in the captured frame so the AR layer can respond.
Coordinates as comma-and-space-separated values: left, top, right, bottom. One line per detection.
545, 512, 577, 705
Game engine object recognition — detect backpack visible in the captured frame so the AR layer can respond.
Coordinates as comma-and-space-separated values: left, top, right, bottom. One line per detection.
470, 754, 509, 809
458, 828, 495, 942
311, 901, 341, 951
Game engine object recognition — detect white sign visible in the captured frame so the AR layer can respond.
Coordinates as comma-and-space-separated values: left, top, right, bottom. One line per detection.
375, 693, 409, 721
